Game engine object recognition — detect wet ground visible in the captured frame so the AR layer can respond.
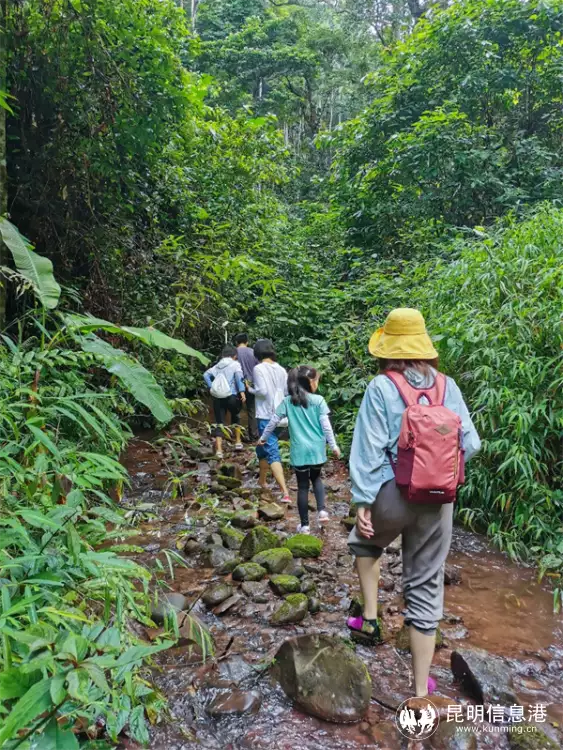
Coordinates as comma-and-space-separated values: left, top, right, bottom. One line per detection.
120, 427, 563, 750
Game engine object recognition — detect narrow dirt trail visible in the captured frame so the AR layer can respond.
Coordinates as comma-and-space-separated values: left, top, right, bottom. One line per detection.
120, 425, 563, 750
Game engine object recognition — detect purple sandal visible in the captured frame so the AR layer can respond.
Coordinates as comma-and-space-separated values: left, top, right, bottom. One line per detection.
346, 615, 383, 645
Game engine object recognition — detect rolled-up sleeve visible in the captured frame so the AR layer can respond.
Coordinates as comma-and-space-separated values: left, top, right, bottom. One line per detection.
350, 382, 390, 506
446, 379, 482, 462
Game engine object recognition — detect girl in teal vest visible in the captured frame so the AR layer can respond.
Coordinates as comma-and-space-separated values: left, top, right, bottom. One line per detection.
259, 366, 340, 533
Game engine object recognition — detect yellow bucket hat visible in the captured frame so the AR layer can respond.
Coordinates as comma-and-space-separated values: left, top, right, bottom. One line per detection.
368, 308, 438, 360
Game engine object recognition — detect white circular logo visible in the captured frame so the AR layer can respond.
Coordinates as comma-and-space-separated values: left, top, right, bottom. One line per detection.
395, 698, 440, 740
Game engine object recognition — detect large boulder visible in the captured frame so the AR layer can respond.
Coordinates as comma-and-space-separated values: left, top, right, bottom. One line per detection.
284, 534, 323, 559
240, 526, 279, 560
231, 510, 257, 529
258, 503, 285, 522
270, 594, 309, 625
204, 545, 237, 570
252, 547, 293, 574
451, 648, 518, 706
232, 562, 267, 582
274, 634, 371, 723
202, 583, 233, 608
270, 575, 301, 596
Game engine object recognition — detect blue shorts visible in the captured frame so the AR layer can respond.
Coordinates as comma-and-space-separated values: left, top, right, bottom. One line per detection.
256, 418, 282, 464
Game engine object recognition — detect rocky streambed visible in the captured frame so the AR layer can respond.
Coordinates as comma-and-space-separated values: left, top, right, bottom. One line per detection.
120, 429, 563, 750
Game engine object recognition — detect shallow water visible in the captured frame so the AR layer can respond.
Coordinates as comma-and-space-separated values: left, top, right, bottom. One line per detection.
120, 431, 563, 750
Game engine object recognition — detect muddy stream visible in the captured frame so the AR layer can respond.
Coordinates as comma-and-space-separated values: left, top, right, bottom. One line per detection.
119, 424, 563, 750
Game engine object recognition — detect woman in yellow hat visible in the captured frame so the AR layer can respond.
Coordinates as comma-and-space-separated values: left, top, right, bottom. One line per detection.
346, 308, 481, 697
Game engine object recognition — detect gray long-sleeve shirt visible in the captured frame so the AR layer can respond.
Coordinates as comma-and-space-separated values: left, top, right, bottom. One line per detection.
350, 368, 481, 506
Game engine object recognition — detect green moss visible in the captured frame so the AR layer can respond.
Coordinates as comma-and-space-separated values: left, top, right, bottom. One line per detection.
219, 525, 245, 550
270, 575, 301, 595
270, 593, 309, 624
252, 547, 292, 573
284, 534, 323, 559
509, 727, 559, 750
232, 562, 267, 582
240, 525, 280, 560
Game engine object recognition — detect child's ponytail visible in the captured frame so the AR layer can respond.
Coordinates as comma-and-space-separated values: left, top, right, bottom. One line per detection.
288, 365, 318, 408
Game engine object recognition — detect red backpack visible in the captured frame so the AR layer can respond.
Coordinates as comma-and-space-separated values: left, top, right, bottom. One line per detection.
385, 371, 465, 504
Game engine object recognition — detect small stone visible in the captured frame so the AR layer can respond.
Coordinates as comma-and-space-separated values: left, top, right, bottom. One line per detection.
202, 583, 233, 608
213, 593, 243, 616
231, 510, 258, 529
444, 564, 462, 585
183, 538, 201, 555
219, 525, 245, 550
232, 562, 267, 582
337, 554, 353, 567
270, 594, 309, 624
151, 593, 187, 625
144, 542, 160, 553
205, 545, 237, 570
300, 578, 316, 595
240, 526, 279, 560
209, 482, 227, 495
308, 597, 321, 614
285, 560, 306, 578
270, 575, 302, 595
241, 581, 270, 603
206, 533, 223, 547
252, 547, 293, 574
285, 534, 323, 559
258, 503, 285, 522
341, 517, 356, 531
207, 689, 261, 717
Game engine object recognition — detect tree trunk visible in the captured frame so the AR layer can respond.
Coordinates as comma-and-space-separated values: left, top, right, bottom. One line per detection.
0, 0, 8, 329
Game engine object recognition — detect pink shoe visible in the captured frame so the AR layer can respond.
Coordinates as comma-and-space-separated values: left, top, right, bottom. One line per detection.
346, 615, 382, 645
280, 495, 291, 504
427, 676, 437, 695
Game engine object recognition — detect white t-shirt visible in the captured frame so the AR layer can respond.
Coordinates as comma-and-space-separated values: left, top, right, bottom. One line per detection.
252, 362, 288, 420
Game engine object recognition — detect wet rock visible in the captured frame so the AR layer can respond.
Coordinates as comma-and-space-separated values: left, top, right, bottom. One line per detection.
251, 547, 293, 574
274, 634, 371, 722
205, 545, 237, 570
389, 561, 403, 576
232, 562, 267, 582
240, 525, 279, 560
285, 560, 306, 578
308, 597, 321, 614
270, 575, 302, 595
285, 534, 323, 559
395, 624, 443, 651
202, 583, 233, 608
213, 593, 243, 616
144, 542, 161, 553
270, 594, 309, 625
431, 719, 477, 749
347, 504, 357, 518
209, 482, 228, 495
216, 556, 241, 575
188, 446, 215, 461
239, 489, 252, 499
218, 462, 243, 481
241, 580, 270, 603
444, 565, 462, 585
183, 538, 202, 555
151, 593, 187, 625
207, 689, 261, 718
508, 727, 559, 750
231, 510, 257, 529
337, 554, 354, 567
206, 532, 223, 547
451, 647, 518, 705
385, 536, 401, 555
219, 525, 245, 550
217, 474, 242, 490
300, 577, 316, 595
258, 503, 285, 522
341, 517, 356, 531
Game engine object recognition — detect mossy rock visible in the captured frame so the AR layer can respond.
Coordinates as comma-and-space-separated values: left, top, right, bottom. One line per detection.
231, 510, 257, 529
341, 517, 356, 531
218, 462, 243, 480
509, 727, 559, 750
270, 575, 302, 595
216, 557, 242, 575
252, 547, 293, 574
284, 534, 323, 559
232, 562, 267, 582
395, 624, 443, 651
300, 577, 317, 595
217, 474, 242, 490
270, 593, 309, 625
240, 525, 279, 560
219, 525, 245, 550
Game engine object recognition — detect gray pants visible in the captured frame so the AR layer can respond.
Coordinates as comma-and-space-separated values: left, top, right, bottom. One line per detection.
348, 480, 453, 634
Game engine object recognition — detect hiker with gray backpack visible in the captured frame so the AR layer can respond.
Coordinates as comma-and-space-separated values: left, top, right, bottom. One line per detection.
203, 344, 246, 459
347, 308, 481, 698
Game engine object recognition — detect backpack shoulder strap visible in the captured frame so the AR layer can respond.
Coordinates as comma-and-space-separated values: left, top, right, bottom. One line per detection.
433, 372, 447, 406
385, 370, 447, 406
384, 371, 419, 407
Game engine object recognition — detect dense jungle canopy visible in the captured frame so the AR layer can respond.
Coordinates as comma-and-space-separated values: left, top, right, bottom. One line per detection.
0, 0, 561, 746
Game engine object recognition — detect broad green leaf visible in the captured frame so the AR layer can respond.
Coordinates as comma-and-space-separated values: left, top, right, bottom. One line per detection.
78, 335, 173, 423
25, 424, 61, 458
0, 677, 53, 744
0, 669, 42, 701
0, 218, 61, 309
50, 675, 67, 705
32, 717, 79, 750
128, 705, 150, 745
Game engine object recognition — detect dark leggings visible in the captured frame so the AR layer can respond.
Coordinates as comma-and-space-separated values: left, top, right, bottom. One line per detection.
212, 395, 241, 437
294, 465, 325, 526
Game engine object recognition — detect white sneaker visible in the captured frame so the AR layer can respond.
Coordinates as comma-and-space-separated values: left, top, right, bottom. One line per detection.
215, 451, 224, 459
297, 524, 310, 534
234, 443, 244, 451
318, 510, 330, 524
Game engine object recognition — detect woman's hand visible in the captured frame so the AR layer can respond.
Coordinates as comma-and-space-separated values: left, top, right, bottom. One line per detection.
356, 506, 374, 539
257, 438, 266, 446
332, 446, 341, 459
240, 392, 246, 404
